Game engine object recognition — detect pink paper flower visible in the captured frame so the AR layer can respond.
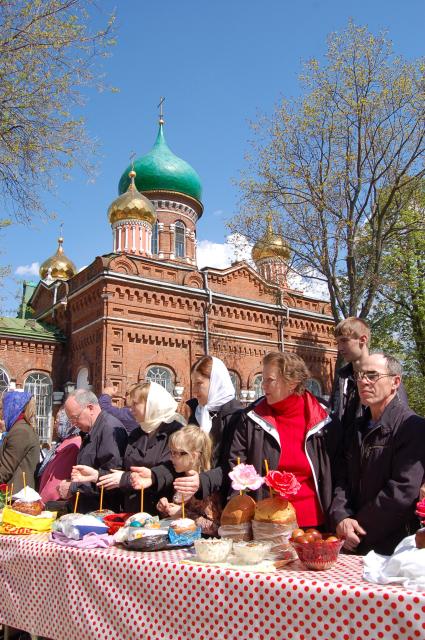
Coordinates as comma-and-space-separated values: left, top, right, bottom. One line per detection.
228, 464, 264, 492
416, 498, 425, 523
265, 470, 301, 499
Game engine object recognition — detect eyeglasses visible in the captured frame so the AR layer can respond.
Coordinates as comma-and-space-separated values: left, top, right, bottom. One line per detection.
354, 371, 395, 383
69, 406, 87, 424
169, 449, 191, 458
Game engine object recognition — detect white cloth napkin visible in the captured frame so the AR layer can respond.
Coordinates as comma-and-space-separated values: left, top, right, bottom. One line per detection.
363, 534, 425, 591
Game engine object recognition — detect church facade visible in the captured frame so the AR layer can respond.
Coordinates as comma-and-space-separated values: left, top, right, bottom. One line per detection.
0, 118, 337, 441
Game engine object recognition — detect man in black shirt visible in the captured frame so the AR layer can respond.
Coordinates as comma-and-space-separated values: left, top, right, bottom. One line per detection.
63, 389, 127, 512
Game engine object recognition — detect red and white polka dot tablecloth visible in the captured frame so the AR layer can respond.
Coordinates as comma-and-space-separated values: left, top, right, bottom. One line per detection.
0, 534, 424, 640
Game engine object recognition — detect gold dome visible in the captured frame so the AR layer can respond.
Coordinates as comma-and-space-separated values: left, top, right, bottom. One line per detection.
108, 170, 156, 225
39, 237, 77, 281
252, 217, 291, 263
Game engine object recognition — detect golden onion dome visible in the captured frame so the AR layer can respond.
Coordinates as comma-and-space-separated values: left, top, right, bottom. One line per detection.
108, 170, 156, 225
252, 217, 291, 263
39, 237, 77, 281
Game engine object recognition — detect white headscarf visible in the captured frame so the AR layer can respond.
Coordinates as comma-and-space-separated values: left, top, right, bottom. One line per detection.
195, 356, 235, 434
140, 381, 179, 434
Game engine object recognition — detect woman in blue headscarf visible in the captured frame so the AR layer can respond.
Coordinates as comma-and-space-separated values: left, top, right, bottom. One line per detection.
0, 390, 39, 492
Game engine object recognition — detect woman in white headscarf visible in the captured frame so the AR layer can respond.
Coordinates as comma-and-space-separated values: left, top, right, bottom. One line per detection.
72, 381, 185, 514
172, 355, 241, 503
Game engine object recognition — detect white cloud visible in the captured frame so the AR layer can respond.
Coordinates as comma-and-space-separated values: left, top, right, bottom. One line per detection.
196, 234, 254, 270
15, 262, 40, 276
288, 271, 330, 300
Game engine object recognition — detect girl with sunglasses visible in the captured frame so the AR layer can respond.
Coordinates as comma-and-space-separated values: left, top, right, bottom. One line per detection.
156, 425, 221, 536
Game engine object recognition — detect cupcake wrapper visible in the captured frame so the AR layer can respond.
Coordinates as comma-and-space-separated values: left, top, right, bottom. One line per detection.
168, 526, 202, 546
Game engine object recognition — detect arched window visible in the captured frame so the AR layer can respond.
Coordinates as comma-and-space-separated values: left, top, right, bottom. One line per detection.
151, 221, 159, 255
228, 371, 240, 398
305, 378, 322, 397
175, 221, 185, 258
76, 367, 90, 390
24, 372, 53, 443
146, 366, 174, 395
253, 374, 263, 399
0, 366, 10, 396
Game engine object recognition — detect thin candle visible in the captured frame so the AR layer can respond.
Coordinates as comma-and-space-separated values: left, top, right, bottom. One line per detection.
264, 459, 272, 497
181, 497, 185, 519
140, 487, 144, 513
74, 491, 80, 514
237, 458, 242, 495
22, 472, 26, 498
9, 483, 13, 506
4, 487, 8, 508
99, 485, 104, 512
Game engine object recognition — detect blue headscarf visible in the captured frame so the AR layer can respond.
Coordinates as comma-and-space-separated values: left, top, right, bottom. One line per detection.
2, 390, 33, 432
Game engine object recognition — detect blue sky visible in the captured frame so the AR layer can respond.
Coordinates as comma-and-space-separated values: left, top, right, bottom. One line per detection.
3, 0, 425, 313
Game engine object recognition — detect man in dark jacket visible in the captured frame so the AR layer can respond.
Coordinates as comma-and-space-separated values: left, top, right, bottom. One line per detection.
63, 389, 127, 512
329, 353, 425, 555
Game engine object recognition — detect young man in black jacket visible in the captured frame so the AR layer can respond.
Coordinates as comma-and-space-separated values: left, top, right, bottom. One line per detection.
329, 353, 425, 555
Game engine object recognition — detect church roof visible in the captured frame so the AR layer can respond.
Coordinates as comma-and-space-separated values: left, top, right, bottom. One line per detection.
0, 317, 65, 342
118, 123, 202, 203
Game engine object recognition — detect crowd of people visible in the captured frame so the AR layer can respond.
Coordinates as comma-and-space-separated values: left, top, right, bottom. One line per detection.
0, 316, 425, 555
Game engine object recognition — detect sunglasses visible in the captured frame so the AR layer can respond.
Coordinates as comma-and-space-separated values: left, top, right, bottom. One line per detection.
169, 449, 190, 458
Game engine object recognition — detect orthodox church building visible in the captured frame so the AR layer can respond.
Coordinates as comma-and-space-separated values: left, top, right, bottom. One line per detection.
0, 115, 337, 442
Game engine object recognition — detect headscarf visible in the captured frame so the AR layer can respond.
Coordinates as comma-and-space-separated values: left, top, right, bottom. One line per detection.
2, 390, 32, 432
37, 409, 80, 477
195, 356, 235, 434
140, 381, 179, 434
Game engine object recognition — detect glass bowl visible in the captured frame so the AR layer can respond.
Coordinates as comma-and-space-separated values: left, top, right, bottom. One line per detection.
232, 541, 272, 565
291, 534, 344, 570
194, 538, 233, 563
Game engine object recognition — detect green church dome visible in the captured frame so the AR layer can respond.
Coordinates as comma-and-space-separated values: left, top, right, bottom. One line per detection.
118, 124, 202, 203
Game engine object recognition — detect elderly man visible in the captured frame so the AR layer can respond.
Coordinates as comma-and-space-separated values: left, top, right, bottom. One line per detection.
62, 389, 127, 513
329, 353, 425, 555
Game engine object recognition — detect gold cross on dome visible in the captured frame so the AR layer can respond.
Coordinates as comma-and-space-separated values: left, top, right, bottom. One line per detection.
157, 96, 165, 123
129, 151, 136, 172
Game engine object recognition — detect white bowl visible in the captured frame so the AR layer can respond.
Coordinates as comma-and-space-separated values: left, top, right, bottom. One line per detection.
194, 538, 233, 563
232, 541, 272, 564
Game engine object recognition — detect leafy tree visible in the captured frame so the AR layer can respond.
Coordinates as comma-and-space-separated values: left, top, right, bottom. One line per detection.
0, 0, 116, 223
232, 21, 425, 323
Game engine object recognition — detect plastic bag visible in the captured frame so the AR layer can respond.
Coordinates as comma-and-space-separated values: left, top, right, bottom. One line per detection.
218, 522, 253, 542
2, 506, 57, 533
252, 520, 298, 562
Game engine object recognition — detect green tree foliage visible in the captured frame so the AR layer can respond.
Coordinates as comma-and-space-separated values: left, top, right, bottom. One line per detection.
369, 182, 425, 414
232, 21, 425, 323
0, 0, 116, 222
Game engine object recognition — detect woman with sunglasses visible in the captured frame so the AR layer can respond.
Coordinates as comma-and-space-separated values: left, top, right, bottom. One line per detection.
156, 425, 221, 535
72, 381, 185, 514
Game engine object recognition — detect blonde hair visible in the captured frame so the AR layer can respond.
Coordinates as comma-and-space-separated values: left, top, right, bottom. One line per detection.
169, 425, 212, 472
263, 351, 310, 395
127, 382, 150, 405
334, 317, 371, 341
24, 397, 36, 430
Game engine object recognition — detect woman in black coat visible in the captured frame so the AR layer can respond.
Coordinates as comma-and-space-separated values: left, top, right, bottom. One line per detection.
72, 382, 185, 514
172, 355, 241, 501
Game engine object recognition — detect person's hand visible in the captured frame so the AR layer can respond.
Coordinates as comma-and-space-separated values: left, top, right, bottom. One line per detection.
173, 470, 200, 500
336, 518, 366, 551
156, 497, 181, 517
420, 483, 425, 500
130, 466, 153, 490
71, 465, 99, 483
102, 384, 116, 397
97, 469, 124, 490
58, 479, 71, 499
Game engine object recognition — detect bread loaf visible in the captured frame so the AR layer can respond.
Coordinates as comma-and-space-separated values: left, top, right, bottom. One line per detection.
221, 494, 256, 525
254, 495, 296, 525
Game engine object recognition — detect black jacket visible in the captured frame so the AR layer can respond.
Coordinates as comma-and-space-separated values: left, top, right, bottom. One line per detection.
187, 397, 242, 500
228, 395, 341, 524
71, 411, 128, 513
329, 396, 425, 555
119, 418, 184, 514
98, 394, 139, 433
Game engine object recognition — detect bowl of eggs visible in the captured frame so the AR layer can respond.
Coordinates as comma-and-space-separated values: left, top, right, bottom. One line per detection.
290, 528, 344, 570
